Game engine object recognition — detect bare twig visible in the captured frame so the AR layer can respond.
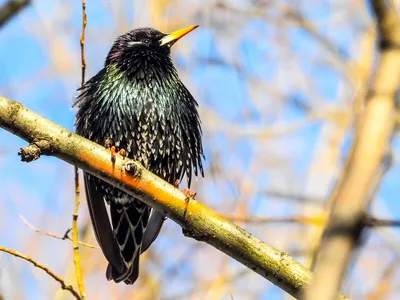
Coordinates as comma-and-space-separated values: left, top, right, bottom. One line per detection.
18, 214, 98, 249
72, 1, 87, 299
79, 0, 87, 84
0, 245, 81, 299
222, 214, 326, 226
223, 213, 400, 228
0, 0, 30, 27
304, 1, 400, 299
0, 96, 349, 299
257, 189, 323, 206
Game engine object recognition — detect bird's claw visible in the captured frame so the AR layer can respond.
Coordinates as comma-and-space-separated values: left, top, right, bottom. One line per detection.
118, 148, 126, 158
104, 139, 126, 162
174, 179, 180, 188
174, 181, 196, 199
183, 189, 196, 199
105, 138, 112, 150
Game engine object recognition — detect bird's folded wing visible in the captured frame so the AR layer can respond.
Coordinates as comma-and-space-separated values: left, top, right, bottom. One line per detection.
141, 210, 166, 253
84, 173, 124, 273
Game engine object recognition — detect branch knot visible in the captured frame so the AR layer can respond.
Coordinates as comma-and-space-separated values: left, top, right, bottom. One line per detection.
18, 139, 53, 162
123, 160, 142, 178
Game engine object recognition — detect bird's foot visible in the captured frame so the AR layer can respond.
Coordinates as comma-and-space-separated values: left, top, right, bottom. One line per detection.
104, 139, 116, 161
105, 138, 113, 150
104, 139, 126, 163
174, 180, 196, 198
118, 148, 126, 159
174, 179, 180, 188
182, 189, 197, 199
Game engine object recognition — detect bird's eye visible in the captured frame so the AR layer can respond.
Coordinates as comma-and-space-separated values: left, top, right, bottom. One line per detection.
143, 39, 150, 44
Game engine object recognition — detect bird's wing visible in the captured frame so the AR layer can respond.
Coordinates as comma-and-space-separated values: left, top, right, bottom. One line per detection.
141, 209, 166, 253
84, 173, 124, 273
108, 200, 150, 284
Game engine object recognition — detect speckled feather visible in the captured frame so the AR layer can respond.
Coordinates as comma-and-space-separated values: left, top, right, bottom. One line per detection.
73, 27, 204, 284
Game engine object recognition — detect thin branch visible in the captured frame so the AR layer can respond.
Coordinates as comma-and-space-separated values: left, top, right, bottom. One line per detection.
18, 214, 98, 249
0, 245, 81, 299
72, 1, 87, 299
0, 0, 30, 28
222, 214, 326, 226
0, 96, 348, 299
79, 0, 87, 84
257, 189, 323, 206
304, 1, 400, 299
223, 213, 400, 228
202, 105, 341, 138
366, 218, 400, 227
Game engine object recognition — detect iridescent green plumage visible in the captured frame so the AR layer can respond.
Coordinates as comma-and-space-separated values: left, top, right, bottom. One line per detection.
73, 27, 204, 284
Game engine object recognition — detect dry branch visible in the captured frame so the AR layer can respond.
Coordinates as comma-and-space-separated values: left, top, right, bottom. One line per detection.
71, 1, 87, 298
0, 245, 81, 299
0, 95, 349, 299
18, 214, 98, 248
304, 1, 400, 299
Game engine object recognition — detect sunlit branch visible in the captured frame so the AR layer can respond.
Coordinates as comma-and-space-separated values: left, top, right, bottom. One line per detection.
0, 95, 349, 299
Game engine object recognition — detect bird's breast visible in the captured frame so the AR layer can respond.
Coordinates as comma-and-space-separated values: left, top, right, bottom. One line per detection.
89, 82, 185, 183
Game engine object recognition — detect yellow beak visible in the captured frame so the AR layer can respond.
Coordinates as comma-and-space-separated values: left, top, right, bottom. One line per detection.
159, 25, 199, 47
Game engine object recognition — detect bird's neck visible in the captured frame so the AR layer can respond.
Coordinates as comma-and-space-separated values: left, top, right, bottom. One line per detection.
98, 62, 185, 114
106, 53, 177, 82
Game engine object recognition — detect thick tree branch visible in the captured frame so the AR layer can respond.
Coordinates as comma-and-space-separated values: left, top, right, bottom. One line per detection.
304, 1, 400, 299
0, 96, 348, 299
0, 0, 30, 27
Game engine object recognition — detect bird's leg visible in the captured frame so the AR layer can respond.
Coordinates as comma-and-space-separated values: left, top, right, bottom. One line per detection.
174, 179, 196, 198
104, 139, 117, 164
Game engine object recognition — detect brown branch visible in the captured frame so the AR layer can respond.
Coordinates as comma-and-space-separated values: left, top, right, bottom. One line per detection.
223, 213, 400, 228
18, 214, 98, 249
79, 0, 87, 85
304, 1, 400, 299
222, 214, 326, 226
0, 245, 81, 299
0, 0, 30, 27
0, 96, 349, 299
72, 1, 87, 299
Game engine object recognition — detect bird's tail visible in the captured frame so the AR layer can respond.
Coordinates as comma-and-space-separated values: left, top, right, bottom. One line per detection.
106, 200, 150, 284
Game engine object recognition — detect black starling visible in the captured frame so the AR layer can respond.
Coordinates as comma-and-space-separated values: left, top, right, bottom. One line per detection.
73, 25, 204, 284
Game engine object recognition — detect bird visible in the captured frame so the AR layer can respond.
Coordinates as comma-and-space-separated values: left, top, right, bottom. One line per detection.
73, 25, 204, 285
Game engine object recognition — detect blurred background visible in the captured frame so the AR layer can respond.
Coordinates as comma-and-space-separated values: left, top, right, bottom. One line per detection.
1, 0, 400, 299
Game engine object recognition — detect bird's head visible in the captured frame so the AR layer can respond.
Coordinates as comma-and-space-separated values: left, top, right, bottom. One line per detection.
105, 25, 198, 67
